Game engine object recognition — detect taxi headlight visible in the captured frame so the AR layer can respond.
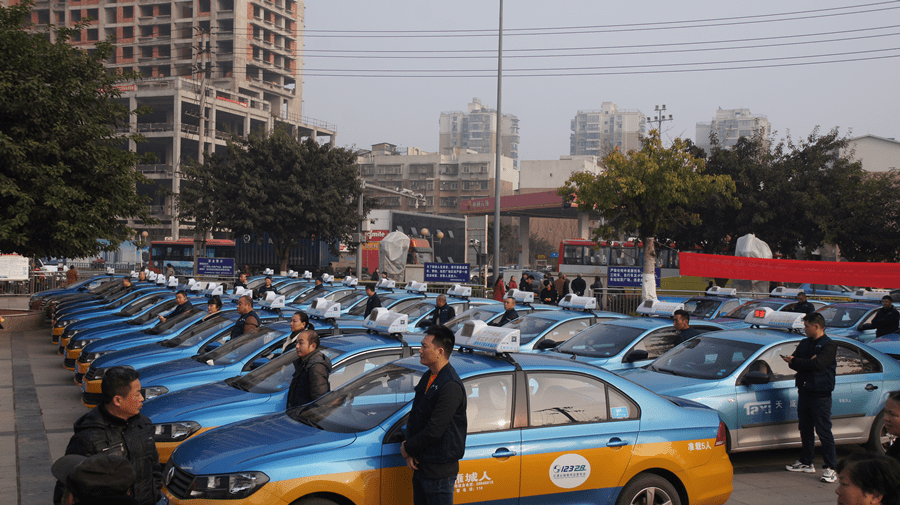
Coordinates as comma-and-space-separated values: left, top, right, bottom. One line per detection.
81, 351, 111, 363
153, 421, 200, 442
68, 337, 99, 350
142, 386, 169, 400
58, 319, 78, 328
188, 472, 269, 499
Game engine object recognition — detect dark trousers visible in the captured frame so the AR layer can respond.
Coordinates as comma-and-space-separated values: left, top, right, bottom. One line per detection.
412, 472, 456, 505
797, 393, 837, 469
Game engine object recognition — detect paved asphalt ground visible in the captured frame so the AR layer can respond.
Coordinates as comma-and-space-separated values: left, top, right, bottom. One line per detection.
2, 294, 854, 505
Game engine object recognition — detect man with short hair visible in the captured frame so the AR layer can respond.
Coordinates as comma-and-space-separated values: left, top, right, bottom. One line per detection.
364, 285, 382, 318
401, 325, 467, 505
492, 297, 519, 327
257, 276, 278, 300
233, 272, 248, 294
571, 273, 586, 296
311, 276, 325, 292
136, 271, 147, 283
158, 289, 193, 323
426, 295, 456, 326
673, 309, 703, 343
860, 295, 900, 337
793, 291, 815, 315
783, 312, 838, 483
286, 329, 332, 408
232, 295, 260, 337
54, 367, 161, 505
554, 273, 569, 297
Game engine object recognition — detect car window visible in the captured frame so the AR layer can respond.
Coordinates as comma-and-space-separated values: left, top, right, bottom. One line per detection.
742, 343, 798, 382
503, 316, 556, 344
200, 327, 281, 365
818, 306, 871, 328
330, 352, 402, 390
836, 344, 882, 375
465, 374, 513, 433
399, 302, 437, 320
230, 346, 342, 393
650, 336, 763, 380
445, 308, 500, 333
719, 300, 741, 315
541, 319, 592, 346
683, 299, 721, 318
527, 373, 638, 427
556, 325, 644, 358
632, 328, 681, 360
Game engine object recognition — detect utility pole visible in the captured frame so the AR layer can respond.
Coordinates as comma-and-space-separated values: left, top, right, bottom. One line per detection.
192, 28, 211, 276
492, 0, 503, 287
647, 104, 673, 136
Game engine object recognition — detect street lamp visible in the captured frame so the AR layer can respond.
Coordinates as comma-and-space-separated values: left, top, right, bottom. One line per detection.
138, 231, 149, 269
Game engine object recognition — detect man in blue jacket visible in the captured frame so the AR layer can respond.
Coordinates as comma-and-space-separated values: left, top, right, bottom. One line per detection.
783, 312, 838, 483
401, 325, 467, 505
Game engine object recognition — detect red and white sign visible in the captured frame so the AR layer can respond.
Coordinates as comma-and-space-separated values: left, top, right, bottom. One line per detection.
366, 230, 389, 242
216, 96, 249, 108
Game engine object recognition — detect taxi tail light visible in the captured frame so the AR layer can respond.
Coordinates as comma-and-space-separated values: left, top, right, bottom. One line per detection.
715, 422, 727, 447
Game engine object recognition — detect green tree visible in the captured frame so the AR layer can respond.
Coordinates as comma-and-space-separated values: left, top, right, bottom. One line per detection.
0, 2, 154, 258
560, 130, 737, 299
178, 128, 365, 273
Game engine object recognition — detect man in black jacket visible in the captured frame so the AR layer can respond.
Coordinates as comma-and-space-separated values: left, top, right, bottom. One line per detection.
158, 290, 192, 323
54, 367, 161, 505
401, 325, 466, 505
673, 309, 703, 343
286, 330, 332, 408
491, 297, 519, 327
792, 292, 815, 315
860, 295, 900, 337
570, 273, 587, 296
783, 312, 838, 483
424, 295, 456, 326
364, 285, 382, 318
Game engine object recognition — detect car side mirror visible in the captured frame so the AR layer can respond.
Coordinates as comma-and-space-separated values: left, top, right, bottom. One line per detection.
624, 349, 649, 363
535, 339, 559, 350
742, 370, 770, 385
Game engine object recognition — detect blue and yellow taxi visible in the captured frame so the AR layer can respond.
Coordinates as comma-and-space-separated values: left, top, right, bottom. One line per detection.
680, 286, 748, 320
620, 308, 900, 454
29, 273, 123, 310
815, 290, 887, 342
52, 281, 169, 341
708, 287, 829, 329
162, 325, 733, 505
145, 311, 426, 462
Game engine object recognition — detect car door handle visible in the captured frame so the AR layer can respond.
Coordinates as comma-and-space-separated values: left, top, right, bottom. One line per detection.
865, 384, 878, 391
492, 448, 516, 458
607, 438, 628, 447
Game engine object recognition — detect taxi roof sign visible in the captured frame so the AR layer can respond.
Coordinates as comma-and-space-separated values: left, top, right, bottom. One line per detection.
342, 276, 358, 287
376, 279, 396, 289
261, 294, 286, 309
455, 320, 488, 341
233, 286, 250, 297
155, 275, 166, 285
636, 299, 684, 317
459, 324, 521, 354
210, 284, 224, 296
322, 274, 335, 284
167, 276, 178, 288
407, 281, 427, 293
309, 298, 340, 318
263, 268, 274, 275
303, 271, 313, 280
447, 284, 472, 298
190, 282, 203, 292
363, 308, 409, 333
508, 289, 534, 304
288, 270, 299, 278
558, 294, 597, 311
743, 307, 805, 329
770, 287, 803, 298
148, 272, 158, 281
850, 289, 891, 301
706, 286, 737, 297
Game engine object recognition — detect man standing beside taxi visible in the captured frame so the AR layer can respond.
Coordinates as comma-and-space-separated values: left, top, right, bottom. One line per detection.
286, 329, 331, 409
401, 325, 467, 505
232, 295, 260, 337
783, 312, 838, 483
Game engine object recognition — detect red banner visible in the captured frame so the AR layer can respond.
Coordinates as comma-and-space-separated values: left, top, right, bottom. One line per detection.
680, 253, 900, 289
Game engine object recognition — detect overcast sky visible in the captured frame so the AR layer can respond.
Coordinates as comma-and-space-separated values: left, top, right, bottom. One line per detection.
301, 0, 899, 161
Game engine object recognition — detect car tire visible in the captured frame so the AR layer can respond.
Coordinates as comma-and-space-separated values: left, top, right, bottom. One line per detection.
863, 410, 889, 455
292, 498, 339, 505
615, 474, 681, 505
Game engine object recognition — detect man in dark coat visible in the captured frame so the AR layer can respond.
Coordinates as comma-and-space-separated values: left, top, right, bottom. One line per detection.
286, 330, 332, 408
570, 273, 587, 296
425, 295, 456, 326
860, 295, 900, 337
401, 325, 467, 505
792, 292, 816, 315
158, 290, 192, 323
491, 297, 519, 327
364, 285, 382, 318
231, 295, 260, 338
54, 367, 161, 505
673, 309, 703, 344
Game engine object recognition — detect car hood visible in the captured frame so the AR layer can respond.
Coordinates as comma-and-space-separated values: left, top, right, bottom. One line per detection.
619, 367, 720, 397
172, 412, 355, 475
92, 341, 171, 368
140, 358, 214, 383
143, 381, 269, 422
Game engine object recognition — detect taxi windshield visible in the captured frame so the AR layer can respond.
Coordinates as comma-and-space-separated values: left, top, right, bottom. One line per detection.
332, 291, 367, 308
288, 363, 420, 433
293, 288, 342, 305
144, 308, 203, 334
502, 315, 556, 344
722, 300, 784, 320
399, 301, 439, 320
556, 324, 644, 357
280, 283, 312, 297
648, 336, 763, 380
128, 300, 176, 325
197, 327, 283, 366
118, 294, 167, 316
683, 298, 723, 319
229, 346, 341, 394
160, 316, 234, 348
445, 308, 499, 333
818, 306, 872, 328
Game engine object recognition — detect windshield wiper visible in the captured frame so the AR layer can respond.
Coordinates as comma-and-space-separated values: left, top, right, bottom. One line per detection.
224, 376, 248, 391
296, 415, 323, 430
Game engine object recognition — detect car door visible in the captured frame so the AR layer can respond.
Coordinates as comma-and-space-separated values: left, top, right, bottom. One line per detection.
733, 342, 800, 450
520, 372, 639, 505
831, 343, 884, 440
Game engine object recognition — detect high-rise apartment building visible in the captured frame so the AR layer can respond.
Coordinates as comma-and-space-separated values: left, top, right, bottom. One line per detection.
439, 98, 520, 169
356, 143, 518, 217
695, 108, 770, 154
21, 0, 335, 240
570, 102, 646, 157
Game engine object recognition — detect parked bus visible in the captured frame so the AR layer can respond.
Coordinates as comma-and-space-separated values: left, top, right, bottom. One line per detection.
556, 238, 681, 278
149, 239, 235, 276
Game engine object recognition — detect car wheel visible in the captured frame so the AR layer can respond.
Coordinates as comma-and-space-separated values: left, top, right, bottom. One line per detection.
292, 497, 339, 505
616, 474, 681, 505
863, 410, 891, 455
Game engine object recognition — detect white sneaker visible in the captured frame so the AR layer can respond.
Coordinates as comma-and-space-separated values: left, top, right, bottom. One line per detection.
785, 461, 816, 473
821, 468, 837, 483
